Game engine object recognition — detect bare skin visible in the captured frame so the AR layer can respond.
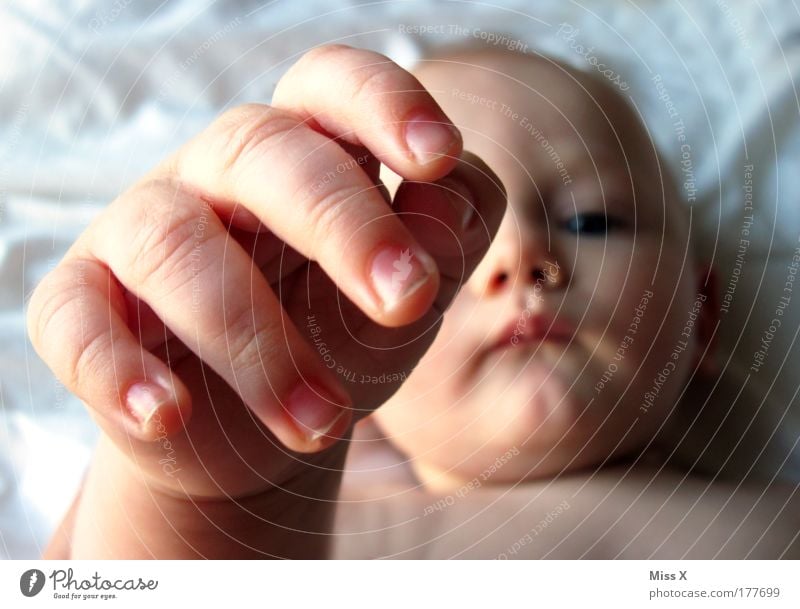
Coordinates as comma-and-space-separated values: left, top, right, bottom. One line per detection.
334, 457, 800, 559
332, 48, 800, 559
32, 44, 506, 558
371, 47, 713, 488
37, 46, 799, 560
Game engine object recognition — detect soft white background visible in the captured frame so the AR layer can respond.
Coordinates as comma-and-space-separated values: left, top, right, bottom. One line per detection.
1, 0, 799, 558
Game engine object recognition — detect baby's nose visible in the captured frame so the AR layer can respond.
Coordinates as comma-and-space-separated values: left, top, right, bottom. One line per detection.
467, 216, 567, 298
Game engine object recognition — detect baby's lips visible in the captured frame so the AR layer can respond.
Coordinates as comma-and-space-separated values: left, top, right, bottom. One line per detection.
489, 314, 576, 353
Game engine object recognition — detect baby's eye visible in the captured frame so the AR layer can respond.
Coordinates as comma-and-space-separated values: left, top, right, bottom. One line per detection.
561, 212, 625, 236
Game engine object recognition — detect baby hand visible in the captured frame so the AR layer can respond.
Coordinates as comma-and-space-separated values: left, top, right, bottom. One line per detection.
27, 45, 505, 501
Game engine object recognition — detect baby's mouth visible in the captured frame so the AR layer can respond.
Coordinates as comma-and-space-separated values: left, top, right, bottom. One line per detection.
486, 314, 576, 356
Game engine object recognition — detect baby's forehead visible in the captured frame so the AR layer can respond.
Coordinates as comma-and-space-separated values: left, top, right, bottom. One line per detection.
416, 50, 644, 157
414, 48, 687, 231
417, 50, 615, 113
419, 52, 639, 167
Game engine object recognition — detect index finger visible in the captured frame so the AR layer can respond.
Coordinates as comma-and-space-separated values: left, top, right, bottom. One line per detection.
272, 44, 462, 181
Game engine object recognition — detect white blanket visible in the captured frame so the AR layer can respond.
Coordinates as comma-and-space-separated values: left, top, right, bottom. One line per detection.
2, 0, 799, 558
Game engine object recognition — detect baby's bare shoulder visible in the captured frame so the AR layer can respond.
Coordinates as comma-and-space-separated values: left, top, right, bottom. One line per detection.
334, 464, 800, 559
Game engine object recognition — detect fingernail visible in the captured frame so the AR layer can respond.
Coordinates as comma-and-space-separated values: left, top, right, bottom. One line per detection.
285, 381, 349, 444
405, 111, 460, 166
369, 243, 437, 313
438, 177, 475, 231
126, 381, 171, 431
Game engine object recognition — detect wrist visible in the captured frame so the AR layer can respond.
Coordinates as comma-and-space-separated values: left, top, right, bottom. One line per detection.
72, 435, 348, 558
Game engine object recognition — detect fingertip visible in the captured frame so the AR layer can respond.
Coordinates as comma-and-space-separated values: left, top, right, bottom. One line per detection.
123, 371, 192, 442
402, 109, 463, 178
393, 151, 506, 263
444, 151, 507, 248
364, 241, 441, 327
386, 150, 506, 312
393, 177, 477, 259
278, 378, 354, 454
271, 44, 464, 183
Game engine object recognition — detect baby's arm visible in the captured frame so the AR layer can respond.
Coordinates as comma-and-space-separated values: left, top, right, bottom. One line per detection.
69, 435, 345, 558
28, 45, 506, 558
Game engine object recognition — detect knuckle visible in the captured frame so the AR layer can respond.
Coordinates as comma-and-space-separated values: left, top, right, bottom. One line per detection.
299, 43, 352, 66
222, 307, 280, 377
27, 262, 82, 352
274, 44, 354, 105
69, 325, 117, 397
303, 183, 367, 259
27, 266, 103, 391
27, 272, 67, 353
344, 63, 402, 105
215, 104, 300, 177
126, 185, 211, 293
218, 102, 268, 123
296, 45, 401, 106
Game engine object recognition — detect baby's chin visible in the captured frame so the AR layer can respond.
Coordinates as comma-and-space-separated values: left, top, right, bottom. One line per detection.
412, 387, 654, 490
474, 348, 590, 430
377, 342, 634, 489
411, 379, 622, 488
410, 442, 589, 493
404, 409, 591, 492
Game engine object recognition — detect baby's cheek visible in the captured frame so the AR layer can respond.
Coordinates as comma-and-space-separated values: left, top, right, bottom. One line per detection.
379, 343, 459, 427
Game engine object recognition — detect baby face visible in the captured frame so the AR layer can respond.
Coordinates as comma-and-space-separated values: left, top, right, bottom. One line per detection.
373, 49, 711, 487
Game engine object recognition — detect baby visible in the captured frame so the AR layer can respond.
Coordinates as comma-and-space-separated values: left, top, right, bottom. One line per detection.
335, 46, 800, 559
357, 44, 713, 490
31, 43, 798, 559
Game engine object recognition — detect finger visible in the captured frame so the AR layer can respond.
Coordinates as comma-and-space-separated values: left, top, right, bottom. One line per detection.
26, 255, 192, 442
392, 151, 507, 308
85, 179, 353, 453
273, 44, 462, 181
122, 289, 175, 351
322, 143, 391, 204
337, 143, 381, 184
165, 104, 441, 327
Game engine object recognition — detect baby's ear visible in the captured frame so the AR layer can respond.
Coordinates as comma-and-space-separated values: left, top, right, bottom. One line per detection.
694, 263, 719, 377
